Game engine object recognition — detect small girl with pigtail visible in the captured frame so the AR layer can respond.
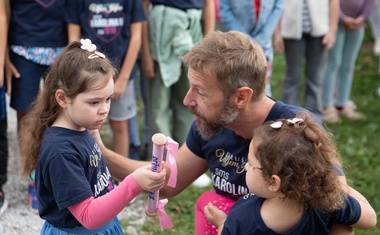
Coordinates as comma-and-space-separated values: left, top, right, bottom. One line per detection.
204, 111, 377, 235
18, 39, 166, 235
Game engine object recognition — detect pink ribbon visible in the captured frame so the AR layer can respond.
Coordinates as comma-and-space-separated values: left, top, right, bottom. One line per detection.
155, 137, 178, 230
164, 137, 178, 188
157, 199, 174, 230
146, 135, 178, 230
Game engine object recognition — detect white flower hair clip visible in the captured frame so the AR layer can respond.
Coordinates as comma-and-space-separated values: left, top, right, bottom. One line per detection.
80, 38, 106, 59
270, 118, 305, 129
287, 118, 304, 125
270, 121, 283, 129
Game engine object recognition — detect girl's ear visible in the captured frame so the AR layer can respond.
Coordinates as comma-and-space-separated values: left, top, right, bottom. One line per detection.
268, 175, 281, 192
55, 89, 69, 108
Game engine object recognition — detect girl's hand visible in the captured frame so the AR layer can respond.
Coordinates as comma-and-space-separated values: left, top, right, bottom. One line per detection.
204, 202, 227, 228
132, 164, 166, 192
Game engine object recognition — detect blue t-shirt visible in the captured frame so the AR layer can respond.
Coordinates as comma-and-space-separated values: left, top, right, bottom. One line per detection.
151, 0, 204, 10
186, 100, 312, 200
9, 0, 67, 47
222, 193, 361, 235
35, 127, 114, 228
65, 0, 145, 71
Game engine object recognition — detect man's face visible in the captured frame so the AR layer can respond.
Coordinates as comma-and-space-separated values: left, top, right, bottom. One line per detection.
183, 68, 238, 140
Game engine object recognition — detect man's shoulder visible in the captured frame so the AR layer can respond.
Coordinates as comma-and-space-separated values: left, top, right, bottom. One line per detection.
269, 100, 302, 119
268, 100, 322, 124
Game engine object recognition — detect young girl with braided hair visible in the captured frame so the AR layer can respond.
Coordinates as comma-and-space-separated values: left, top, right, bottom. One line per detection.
204, 111, 377, 234
18, 39, 166, 235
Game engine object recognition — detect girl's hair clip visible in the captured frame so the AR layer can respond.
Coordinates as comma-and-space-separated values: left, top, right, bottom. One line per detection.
88, 51, 106, 59
270, 121, 283, 129
80, 38, 105, 59
287, 118, 304, 125
270, 118, 304, 129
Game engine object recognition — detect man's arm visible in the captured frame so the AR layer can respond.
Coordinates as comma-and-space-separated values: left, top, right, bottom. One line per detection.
101, 146, 148, 180
104, 142, 209, 198
93, 130, 209, 198
160, 143, 209, 197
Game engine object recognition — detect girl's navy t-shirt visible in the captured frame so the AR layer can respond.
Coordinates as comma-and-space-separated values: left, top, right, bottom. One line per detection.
35, 127, 114, 228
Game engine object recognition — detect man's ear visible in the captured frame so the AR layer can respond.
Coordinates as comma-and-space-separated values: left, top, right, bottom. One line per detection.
55, 89, 69, 108
234, 87, 253, 108
268, 175, 281, 192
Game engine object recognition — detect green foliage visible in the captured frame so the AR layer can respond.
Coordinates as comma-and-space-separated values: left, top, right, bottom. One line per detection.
118, 35, 380, 234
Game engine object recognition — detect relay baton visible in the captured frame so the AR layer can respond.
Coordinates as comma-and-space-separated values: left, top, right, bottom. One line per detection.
145, 133, 178, 230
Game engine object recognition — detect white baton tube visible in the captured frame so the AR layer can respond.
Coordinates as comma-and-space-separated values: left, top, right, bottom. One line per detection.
145, 133, 167, 217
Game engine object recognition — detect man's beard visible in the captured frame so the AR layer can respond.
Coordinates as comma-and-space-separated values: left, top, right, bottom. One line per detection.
189, 98, 239, 140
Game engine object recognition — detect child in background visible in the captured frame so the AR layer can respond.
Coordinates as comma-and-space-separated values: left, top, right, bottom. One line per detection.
218, 0, 283, 96
7, 0, 67, 128
18, 40, 166, 234
368, 0, 380, 55
204, 112, 377, 234
141, 0, 215, 152
321, 0, 374, 122
274, 0, 339, 118
65, 0, 145, 159
6, 0, 68, 211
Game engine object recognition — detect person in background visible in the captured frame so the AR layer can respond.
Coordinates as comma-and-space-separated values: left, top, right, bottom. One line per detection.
219, 0, 284, 96
0, 0, 10, 217
204, 112, 377, 234
66, 0, 146, 160
92, 31, 353, 235
18, 40, 166, 234
214, 0, 224, 31
274, 0, 339, 119
129, 53, 150, 160
5, 0, 68, 211
368, 0, 380, 55
321, 0, 374, 123
141, 0, 215, 153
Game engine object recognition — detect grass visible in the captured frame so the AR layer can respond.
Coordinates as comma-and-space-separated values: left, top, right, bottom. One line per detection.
113, 33, 380, 234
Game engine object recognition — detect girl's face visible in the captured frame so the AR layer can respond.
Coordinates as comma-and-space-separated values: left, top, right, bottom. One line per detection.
245, 139, 275, 198
65, 77, 114, 131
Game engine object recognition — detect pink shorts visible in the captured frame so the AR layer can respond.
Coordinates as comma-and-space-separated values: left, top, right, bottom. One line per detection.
195, 190, 236, 235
